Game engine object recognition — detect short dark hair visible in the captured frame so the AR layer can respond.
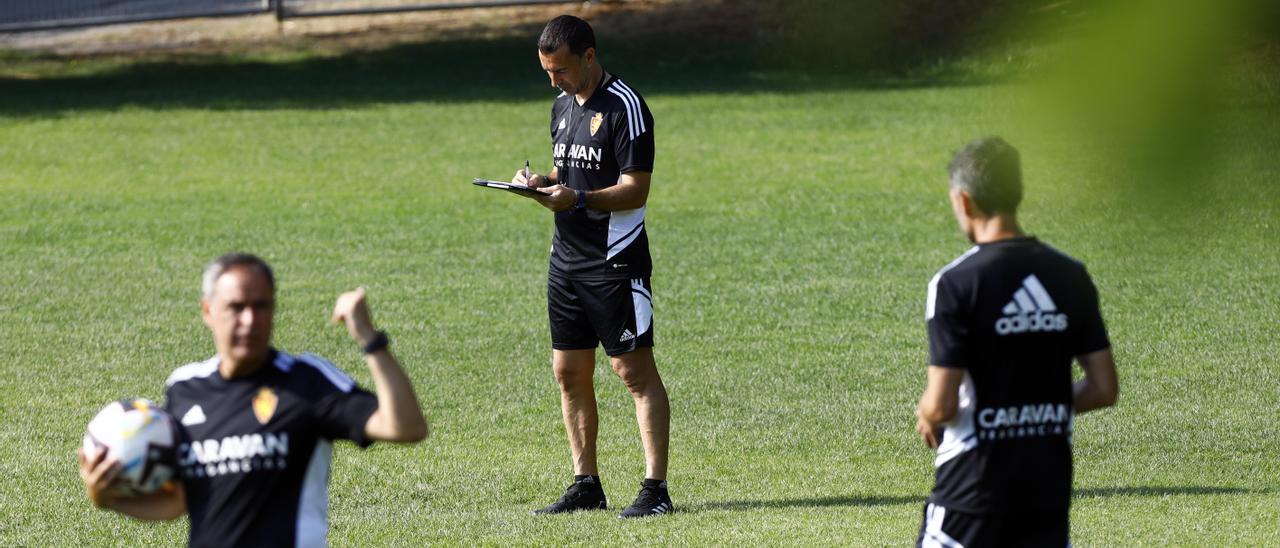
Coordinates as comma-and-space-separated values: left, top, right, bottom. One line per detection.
538, 15, 596, 56
947, 136, 1022, 215
202, 253, 275, 298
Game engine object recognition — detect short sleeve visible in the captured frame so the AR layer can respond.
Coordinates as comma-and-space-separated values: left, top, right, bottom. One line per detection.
926, 273, 970, 368
162, 385, 176, 415
295, 353, 379, 447
314, 386, 378, 448
1072, 269, 1111, 356
549, 101, 560, 139
608, 86, 655, 174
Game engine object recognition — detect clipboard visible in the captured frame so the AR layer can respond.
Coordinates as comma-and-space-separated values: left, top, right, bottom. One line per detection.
472, 178, 549, 197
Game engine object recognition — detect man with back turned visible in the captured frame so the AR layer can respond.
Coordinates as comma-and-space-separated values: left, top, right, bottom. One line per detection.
915, 137, 1119, 546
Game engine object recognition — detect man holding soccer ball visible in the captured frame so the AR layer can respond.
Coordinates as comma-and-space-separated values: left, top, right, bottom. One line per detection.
915, 137, 1119, 546
77, 253, 427, 546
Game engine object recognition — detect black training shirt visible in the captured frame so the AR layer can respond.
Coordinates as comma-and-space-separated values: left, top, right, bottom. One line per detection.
548, 73, 655, 280
925, 237, 1110, 512
164, 349, 377, 547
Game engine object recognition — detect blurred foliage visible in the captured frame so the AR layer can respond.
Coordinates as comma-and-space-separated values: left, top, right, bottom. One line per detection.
1028, 0, 1278, 209
752, 0, 1076, 72
751, 0, 1279, 69
751, 0, 1279, 213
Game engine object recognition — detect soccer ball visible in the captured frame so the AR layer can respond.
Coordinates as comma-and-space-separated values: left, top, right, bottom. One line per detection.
82, 398, 179, 496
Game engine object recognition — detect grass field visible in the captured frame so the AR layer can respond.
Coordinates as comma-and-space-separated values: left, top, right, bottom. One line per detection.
1, 25, 1278, 545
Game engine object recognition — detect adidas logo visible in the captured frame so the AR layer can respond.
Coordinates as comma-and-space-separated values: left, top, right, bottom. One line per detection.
181, 405, 207, 426
995, 274, 1069, 335
558, 118, 567, 130
619, 329, 635, 342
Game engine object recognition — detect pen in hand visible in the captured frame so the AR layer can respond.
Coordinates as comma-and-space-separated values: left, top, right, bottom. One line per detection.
524, 160, 530, 184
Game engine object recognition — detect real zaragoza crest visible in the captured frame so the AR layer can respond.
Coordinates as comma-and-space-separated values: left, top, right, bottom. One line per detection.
590, 112, 604, 136
252, 387, 278, 425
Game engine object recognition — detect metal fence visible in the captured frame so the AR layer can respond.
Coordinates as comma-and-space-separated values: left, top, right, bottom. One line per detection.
0, 0, 572, 32
281, 0, 569, 19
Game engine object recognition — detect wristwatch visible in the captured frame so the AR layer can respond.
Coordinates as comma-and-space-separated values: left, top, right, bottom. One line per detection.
362, 330, 390, 354
574, 189, 588, 210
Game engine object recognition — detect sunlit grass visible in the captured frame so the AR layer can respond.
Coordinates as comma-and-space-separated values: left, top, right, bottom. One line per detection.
1, 27, 1277, 545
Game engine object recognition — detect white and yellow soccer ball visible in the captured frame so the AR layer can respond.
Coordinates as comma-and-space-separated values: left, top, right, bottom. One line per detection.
82, 398, 179, 495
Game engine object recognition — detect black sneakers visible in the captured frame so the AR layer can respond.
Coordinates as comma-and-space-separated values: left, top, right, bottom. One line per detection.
532, 476, 608, 515
618, 480, 674, 518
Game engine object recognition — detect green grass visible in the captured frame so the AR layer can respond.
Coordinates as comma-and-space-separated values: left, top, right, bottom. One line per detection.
1, 32, 1278, 545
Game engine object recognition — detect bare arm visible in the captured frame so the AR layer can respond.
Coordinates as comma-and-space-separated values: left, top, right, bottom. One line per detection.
575, 170, 651, 211
77, 447, 186, 521
1073, 348, 1119, 414
915, 366, 965, 448
522, 171, 652, 213
331, 288, 428, 443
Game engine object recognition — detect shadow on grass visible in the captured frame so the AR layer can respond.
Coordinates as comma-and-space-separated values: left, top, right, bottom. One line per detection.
697, 494, 921, 512
694, 485, 1260, 513
0, 34, 1002, 118
1073, 486, 1260, 498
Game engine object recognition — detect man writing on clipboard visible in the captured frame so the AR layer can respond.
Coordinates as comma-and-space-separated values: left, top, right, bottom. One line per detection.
512, 15, 673, 518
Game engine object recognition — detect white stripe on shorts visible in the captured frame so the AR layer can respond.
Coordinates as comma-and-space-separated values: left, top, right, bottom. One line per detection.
921, 503, 965, 548
631, 279, 652, 336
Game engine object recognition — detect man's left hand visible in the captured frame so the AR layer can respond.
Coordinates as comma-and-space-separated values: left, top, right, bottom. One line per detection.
915, 409, 942, 449
331, 287, 377, 346
535, 184, 577, 212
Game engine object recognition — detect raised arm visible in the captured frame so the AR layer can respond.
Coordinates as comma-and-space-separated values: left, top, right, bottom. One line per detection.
1073, 348, 1119, 414
331, 288, 428, 443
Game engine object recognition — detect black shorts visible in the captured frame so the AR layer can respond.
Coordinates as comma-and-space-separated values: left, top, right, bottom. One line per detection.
916, 502, 1068, 547
548, 274, 654, 356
